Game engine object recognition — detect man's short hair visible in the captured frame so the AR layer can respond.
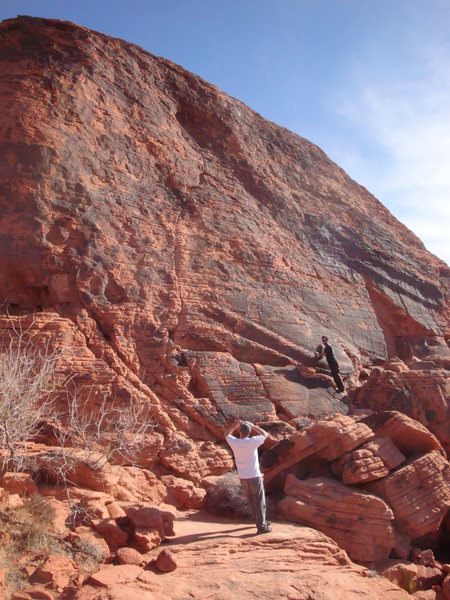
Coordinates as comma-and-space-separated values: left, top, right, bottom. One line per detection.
240, 422, 251, 436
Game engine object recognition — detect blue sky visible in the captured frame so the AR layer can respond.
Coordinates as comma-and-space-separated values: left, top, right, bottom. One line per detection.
2, 1, 449, 264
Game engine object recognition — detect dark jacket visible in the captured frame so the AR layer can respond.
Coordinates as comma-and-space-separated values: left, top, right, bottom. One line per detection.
317, 343, 339, 370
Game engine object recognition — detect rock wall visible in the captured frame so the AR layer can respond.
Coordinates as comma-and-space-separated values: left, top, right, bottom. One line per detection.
0, 16, 448, 442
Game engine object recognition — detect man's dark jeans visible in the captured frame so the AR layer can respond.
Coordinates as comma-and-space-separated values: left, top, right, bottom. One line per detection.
240, 476, 268, 531
330, 364, 344, 392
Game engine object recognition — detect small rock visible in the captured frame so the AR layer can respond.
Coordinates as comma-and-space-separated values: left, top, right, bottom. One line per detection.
116, 547, 143, 565
154, 549, 177, 573
106, 501, 126, 519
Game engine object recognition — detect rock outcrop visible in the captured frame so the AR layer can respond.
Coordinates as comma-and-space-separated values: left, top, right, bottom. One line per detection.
262, 413, 450, 561
72, 514, 412, 600
365, 451, 450, 546
0, 15, 448, 444
351, 359, 450, 454
278, 474, 395, 562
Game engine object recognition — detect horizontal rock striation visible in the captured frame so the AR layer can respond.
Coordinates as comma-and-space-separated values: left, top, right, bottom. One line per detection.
332, 436, 406, 485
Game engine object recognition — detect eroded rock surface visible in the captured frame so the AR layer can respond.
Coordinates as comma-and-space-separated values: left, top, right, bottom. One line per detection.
0, 15, 448, 447
262, 414, 450, 561
278, 474, 395, 562
352, 360, 450, 454
72, 513, 412, 600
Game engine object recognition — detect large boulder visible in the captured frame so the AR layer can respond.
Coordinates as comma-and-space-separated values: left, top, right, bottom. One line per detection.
364, 451, 450, 546
260, 415, 374, 488
278, 474, 395, 562
360, 411, 445, 457
332, 436, 406, 485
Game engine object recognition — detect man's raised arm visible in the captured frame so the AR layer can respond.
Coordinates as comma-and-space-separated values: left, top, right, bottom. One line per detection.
224, 419, 240, 438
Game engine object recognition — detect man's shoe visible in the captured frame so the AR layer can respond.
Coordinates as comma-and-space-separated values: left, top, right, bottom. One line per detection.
257, 527, 272, 534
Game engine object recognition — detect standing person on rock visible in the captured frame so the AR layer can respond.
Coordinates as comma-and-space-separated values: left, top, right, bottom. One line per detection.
315, 335, 345, 393
224, 420, 272, 535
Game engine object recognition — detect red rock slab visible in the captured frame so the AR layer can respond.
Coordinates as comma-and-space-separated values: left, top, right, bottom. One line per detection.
122, 505, 175, 537
132, 527, 163, 553
365, 451, 450, 544
186, 350, 276, 424
40, 459, 169, 505
30, 554, 76, 590
105, 501, 126, 519
261, 415, 374, 488
73, 581, 158, 599
316, 415, 375, 461
278, 474, 395, 562
159, 435, 234, 483
87, 564, 143, 588
333, 436, 406, 485
133, 510, 409, 599
92, 518, 128, 551
1, 472, 38, 495
254, 363, 349, 421
160, 474, 206, 509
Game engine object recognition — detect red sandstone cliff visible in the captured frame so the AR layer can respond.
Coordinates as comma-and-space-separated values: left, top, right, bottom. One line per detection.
0, 16, 448, 439
0, 16, 449, 599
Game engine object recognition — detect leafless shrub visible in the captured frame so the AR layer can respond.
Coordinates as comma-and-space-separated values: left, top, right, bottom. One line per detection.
0, 315, 154, 484
204, 471, 251, 519
0, 319, 66, 477
53, 390, 154, 472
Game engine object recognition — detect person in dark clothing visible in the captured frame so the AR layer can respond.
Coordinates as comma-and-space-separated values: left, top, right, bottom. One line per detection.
315, 336, 345, 393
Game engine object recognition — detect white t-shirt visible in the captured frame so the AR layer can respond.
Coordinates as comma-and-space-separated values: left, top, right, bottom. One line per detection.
226, 434, 265, 479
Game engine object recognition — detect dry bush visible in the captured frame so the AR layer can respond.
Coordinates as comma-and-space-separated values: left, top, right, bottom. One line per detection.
204, 471, 251, 519
0, 493, 103, 596
70, 537, 105, 568
0, 321, 64, 477
0, 316, 154, 485
0, 494, 57, 554
51, 390, 154, 475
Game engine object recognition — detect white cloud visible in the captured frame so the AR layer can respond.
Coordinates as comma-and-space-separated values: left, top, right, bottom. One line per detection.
328, 42, 450, 265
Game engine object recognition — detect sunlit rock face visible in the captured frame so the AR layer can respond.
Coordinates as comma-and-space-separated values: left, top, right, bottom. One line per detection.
0, 16, 448, 446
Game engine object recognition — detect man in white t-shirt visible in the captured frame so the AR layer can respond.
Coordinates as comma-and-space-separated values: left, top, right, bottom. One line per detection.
224, 419, 271, 534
